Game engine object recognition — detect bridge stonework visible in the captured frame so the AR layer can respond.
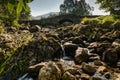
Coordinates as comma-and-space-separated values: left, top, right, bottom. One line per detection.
19, 14, 99, 26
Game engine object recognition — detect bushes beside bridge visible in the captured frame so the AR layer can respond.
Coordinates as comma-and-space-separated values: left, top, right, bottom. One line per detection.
81, 15, 120, 27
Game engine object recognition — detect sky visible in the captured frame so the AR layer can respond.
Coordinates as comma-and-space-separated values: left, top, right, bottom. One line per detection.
28, 0, 109, 17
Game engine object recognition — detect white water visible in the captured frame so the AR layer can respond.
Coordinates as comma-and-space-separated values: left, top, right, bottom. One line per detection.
18, 73, 33, 80
60, 43, 71, 60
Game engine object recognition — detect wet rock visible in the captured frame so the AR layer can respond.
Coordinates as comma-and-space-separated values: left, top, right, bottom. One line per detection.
82, 63, 97, 75
102, 48, 118, 66
62, 71, 75, 80
63, 42, 78, 57
80, 73, 90, 80
75, 47, 90, 64
38, 61, 61, 80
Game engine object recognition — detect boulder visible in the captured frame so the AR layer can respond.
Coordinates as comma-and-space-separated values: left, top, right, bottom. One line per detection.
75, 47, 90, 64
62, 71, 75, 80
102, 48, 118, 66
82, 63, 97, 75
63, 42, 78, 57
38, 61, 61, 80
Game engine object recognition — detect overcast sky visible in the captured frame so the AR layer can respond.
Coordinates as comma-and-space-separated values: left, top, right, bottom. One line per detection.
28, 0, 109, 17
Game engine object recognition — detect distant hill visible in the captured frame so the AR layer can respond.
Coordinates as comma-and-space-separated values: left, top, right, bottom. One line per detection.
31, 12, 59, 20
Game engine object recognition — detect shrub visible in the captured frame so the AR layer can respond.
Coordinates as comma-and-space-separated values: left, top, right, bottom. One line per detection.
81, 17, 100, 26
81, 15, 120, 27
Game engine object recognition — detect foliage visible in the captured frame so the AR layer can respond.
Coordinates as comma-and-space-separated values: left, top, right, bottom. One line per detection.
0, 0, 33, 27
96, 0, 120, 14
81, 17, 100, 26
60, 0, 93, 16
81, 15, 120, 27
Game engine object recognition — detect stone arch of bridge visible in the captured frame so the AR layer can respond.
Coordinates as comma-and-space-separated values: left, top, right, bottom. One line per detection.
58, 19, 74, 25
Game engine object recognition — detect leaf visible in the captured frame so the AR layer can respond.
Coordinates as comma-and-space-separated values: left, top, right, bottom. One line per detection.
7, 3, 14, 14
16, 0, 23, 15
26, 0, 33, 3
23, 4, 30, 12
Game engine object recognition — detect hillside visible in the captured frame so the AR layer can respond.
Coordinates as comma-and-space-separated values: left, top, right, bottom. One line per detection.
32, 12, 59, 20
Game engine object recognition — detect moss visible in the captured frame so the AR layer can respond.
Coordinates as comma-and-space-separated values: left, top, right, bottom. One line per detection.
0, 29, 33, 77
81, 17, 100, 26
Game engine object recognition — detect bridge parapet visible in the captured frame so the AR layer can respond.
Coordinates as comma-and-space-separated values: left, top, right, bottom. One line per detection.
19, 14, 100, 26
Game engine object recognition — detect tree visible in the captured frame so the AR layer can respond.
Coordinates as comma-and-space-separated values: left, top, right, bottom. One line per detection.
96, 0, 120, 15
0, 0, 33, 26
60, 0, 93, 16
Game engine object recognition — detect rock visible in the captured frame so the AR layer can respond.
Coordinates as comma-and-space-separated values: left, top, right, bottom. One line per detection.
62, 71, 75, 80
97, 66, 107, 74
88, 42, 98, 49
82, 63, 97, 75
89, 54, 100, 62
104, 72, 111, 79
94, 60, 104, 66
80, 73, 90, 80
71, 36, 85, 46
97, 41, 111, 56
75, 47, 90, 64
38, 61, 61, 80
113, 73, 120, 80
117, 61, 120, 68
88, 42, 99, 53
63, 42, 78, 57
91, 77, 104, 80
102, 48, 118, 66
112, 39, 120, 47
100, 31, 119, 42
29, 25, 41, 32
67, 68, 80, 75
28, 62, 46, 72
6, 27, 17, 32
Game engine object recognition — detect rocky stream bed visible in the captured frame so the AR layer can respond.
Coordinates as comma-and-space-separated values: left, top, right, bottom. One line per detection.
0, 23, 120, 80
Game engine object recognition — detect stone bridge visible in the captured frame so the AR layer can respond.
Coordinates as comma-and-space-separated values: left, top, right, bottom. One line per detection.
19, 14, 99, 26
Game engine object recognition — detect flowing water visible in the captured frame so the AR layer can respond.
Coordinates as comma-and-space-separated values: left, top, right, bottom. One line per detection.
18, 73, 33, 80
60, 41, 71, 60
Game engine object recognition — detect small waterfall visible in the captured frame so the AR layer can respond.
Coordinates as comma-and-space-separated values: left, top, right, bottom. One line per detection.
61, 44, 66, 57
18, 73, 33, 80
60, 41, 71, 60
